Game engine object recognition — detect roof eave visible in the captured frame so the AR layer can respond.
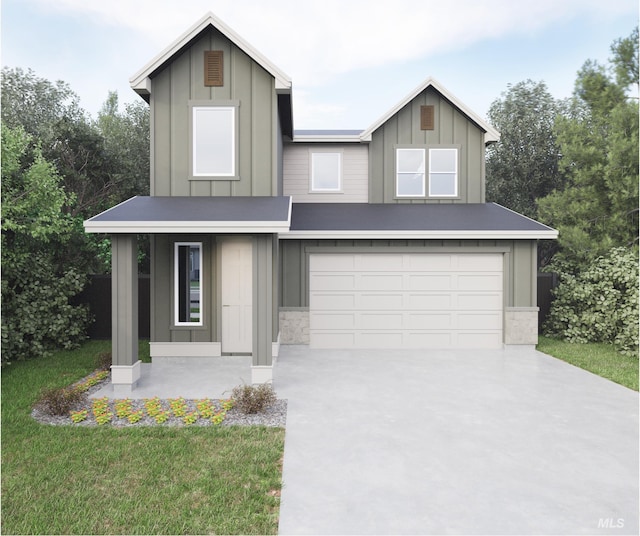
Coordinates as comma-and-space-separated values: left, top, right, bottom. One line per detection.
359, 76, 500, 143
129, 12, 292, 95
84, 221, 291, 234
292, 134, 363, 143
280, 230, 558, 240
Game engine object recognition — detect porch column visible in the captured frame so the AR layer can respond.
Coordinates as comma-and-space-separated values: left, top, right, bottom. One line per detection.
251, 234, 274, 384
111, 234, 140, 393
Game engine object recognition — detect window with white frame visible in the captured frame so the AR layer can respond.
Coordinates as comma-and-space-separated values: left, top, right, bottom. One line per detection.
396, 148, 425, 197
311, 152, 342, 192
192, 106, 235, 177
175, 242, 203, 326
428, 148, 458, 197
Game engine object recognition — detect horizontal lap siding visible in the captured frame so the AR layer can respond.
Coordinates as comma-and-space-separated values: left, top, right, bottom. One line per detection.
283, 144, 369, 202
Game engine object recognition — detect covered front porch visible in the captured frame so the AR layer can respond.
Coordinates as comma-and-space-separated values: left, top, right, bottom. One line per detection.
84, 196, 291, 395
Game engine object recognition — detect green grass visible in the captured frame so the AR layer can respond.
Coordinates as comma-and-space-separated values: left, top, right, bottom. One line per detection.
537, 336, 639, 391
1, 341, 285, 535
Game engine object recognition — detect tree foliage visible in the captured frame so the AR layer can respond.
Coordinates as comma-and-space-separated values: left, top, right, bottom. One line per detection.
1, 68, 150, 363
486, 80, 566, 220
537, 27, 639, 267
1, 124, 91, 364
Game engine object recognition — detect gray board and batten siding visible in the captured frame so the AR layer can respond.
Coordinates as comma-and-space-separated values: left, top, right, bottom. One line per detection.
279, 239, 538, 310
150, 26, 278, 198
369, 86, 486, 204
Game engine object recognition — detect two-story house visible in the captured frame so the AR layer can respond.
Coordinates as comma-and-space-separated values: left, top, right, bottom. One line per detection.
84, 12, 557, 393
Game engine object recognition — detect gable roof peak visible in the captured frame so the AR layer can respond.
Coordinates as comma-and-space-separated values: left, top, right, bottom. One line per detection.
129, 11, 292, 97
359, 76, 499, 144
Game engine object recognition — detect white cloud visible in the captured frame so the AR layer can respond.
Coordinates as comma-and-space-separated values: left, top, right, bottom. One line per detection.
12, 0, 637, 124
26, 0, 637, 88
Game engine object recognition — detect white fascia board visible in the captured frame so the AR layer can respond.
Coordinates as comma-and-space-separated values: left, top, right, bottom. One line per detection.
359, 76, 500, 143
279, 230, 559, 240
293, 134, 363, 143
84, 221, 291, 234
130, 12, 291, 94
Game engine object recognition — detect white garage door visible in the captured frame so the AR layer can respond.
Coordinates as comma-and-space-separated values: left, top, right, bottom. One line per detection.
309, 253, 503, 349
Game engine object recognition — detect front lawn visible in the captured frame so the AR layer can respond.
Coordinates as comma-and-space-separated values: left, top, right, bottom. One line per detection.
1, 341, 285, 535
537, 336, 639, 391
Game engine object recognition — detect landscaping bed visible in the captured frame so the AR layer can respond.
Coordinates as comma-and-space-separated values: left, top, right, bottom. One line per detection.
31, 370, 287, 428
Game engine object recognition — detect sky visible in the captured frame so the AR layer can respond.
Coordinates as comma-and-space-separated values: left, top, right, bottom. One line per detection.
1, 0, 638, 130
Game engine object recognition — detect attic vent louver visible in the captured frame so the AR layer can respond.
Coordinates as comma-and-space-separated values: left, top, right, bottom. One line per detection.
420, 105, 434, 130
204, 51, 223, 87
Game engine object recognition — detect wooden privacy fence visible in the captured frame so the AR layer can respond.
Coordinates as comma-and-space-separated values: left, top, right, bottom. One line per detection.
77, 275, 150, 339
78, 273, 559, 340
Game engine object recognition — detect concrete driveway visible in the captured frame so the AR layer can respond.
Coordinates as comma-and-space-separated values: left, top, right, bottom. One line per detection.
274, 346, 638, 535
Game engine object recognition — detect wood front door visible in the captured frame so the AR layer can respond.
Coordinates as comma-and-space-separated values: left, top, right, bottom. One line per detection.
220, 238, 253, 353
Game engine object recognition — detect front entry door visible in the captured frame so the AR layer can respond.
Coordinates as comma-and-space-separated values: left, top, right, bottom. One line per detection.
220, 238, 253, 353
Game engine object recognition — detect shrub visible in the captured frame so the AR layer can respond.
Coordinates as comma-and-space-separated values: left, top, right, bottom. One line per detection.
35, 386, 85, 416
231, 383, 276, 414
544, 247, 639, 356
96, 351, 112, 371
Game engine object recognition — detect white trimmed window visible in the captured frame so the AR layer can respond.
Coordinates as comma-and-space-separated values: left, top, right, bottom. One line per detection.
396, 148, 425, 197
192, 106, 235, 177
175, 242, 203, 326
429, 148, 458, 197
311, 152, 342, 192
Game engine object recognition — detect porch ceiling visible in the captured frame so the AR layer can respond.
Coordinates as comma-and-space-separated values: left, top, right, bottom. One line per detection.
84, 196, 292, 234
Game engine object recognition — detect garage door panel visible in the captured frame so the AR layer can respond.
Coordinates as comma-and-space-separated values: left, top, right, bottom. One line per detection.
311, 293, 355, 310
409, 274, 452, 291
310, 313, 356, 330
455, 254, 503, 271
359, 274, 403, 291
407, 313, 452, 330
359, 293, 404, 310
457, 312, 502, 330
357, 332, 404, 348
359, 313, 404, 329
356, 255, 404, 271
310, 274, 355, 291
406, 332, 453, 348
407, 255, 452, 271
408, 293, 452, 310
310, 255, 355, 271
456, 293, 503, 309
456, 332, 502, 348
457, 274, 502, 291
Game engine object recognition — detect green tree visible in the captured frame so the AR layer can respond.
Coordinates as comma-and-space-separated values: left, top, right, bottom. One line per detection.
1, 124, 91, 364
538, 27, 639, 267
486, 80, 567, 221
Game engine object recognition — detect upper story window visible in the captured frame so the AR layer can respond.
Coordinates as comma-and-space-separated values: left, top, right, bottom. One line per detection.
192, 105, 235, 177
429, 148, 458, 197
396, 148, 425, 197
310, 152, 342, 192
396, 147, 458, 198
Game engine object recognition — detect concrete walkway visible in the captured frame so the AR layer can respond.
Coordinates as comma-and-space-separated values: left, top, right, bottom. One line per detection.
92, 356, 252, 399
274, 346, 639, 535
